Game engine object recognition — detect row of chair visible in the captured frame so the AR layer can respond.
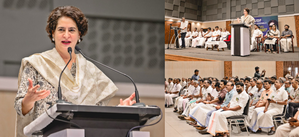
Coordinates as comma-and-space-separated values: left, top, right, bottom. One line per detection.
256, 36, 295, 53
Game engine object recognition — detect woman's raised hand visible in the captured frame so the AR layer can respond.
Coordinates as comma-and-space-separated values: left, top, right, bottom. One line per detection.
22, 78, 50, 115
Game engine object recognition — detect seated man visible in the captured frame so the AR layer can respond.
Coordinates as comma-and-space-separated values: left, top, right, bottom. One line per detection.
280, 24, 293, 53
165, 78, 182, 107
286, 79, 299, 119
207, 82, 249, 136
250, 24, 263, 51
220, 28, 230, 41
275, 110, 299, 137
247, 79, 269, 121
191, 28, 204, 48
178, 79, 205, 119
190, 80, 230, 130
181, 79, 213, 120
198, 27, 212, 47
165, 78, 174, 93
249, 79, 288, 135
205, 26, 221, 49
248, 78, 258, 97
185, 28, 198, 47
173, 80, 194, 112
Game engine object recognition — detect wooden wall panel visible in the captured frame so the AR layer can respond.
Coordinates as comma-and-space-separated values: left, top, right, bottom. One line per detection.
224, 61, 232, 78
276, 61, 284, 78
226, 21, 231, 33
165, 21, 191, 44
295, 15, 299, 47
283, 61, 299, 77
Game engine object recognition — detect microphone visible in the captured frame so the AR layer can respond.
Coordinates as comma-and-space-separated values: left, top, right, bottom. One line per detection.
75, 46, 145, 107
56, 47, 73, 104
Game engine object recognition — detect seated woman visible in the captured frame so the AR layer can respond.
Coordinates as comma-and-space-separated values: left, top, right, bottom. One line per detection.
14, 6, 135, 137
264, 25, 280, 54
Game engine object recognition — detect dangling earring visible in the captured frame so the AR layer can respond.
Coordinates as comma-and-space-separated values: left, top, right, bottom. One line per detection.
52, 38, 54, 42
78, 39, 81, 43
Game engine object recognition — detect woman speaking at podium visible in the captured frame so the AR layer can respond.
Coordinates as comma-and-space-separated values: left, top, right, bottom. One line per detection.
14, 6, 135, 137
237, 8, 255, 44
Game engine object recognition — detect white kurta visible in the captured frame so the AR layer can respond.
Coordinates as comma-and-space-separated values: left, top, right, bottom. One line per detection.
249, 87, 288, 132
198, 31, 212, 46
177, 86, 199, 112
264, 29, 280, 45
220, 31, 230, 41
179, 31, 191, 46
275, 115, 299, 137
191, 32, 204, 47
251, 29, 263, 50
248, 85, 258, 95
207, 91, 249, 136
181, 87, 204, 116
165, 83, 182, 106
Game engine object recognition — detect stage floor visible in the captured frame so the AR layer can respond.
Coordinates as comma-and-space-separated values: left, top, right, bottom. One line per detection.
165, 44, 299, 61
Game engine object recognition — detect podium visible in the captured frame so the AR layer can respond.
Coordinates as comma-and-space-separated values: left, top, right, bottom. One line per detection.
24, 104, 161, 137
167, 26, 181, 49
230, 23, 250, 56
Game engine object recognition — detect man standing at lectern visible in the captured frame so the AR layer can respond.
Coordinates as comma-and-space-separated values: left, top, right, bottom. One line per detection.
179, 17, 188, 48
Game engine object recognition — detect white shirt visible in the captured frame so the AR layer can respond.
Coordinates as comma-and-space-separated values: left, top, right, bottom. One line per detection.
290, 87, 299, 101
248, 85, 258, 95
167, 82, 174, 92
212, 30, 221, 37
201, 85, 213, 100
180, 21, 188, 33
185, 85, 195, 96
252, 29, 263, 38
171, 83, 182, 96
211, 88, 219, 99
204, 31, 212, 37
230, 91, 249, 113
268, 87, 288, 111
221, 31, 230, 37
186, 31, 192, 37
181, 81, 187, 89
193, 86, 200, 96
191, 31, 198, 37
198, 31, 204, 38
252, 88, 265, 105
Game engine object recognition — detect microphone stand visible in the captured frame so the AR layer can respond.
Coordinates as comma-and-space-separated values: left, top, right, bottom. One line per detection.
56, 47, 73, 104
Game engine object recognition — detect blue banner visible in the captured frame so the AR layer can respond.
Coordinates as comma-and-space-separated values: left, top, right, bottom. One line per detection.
254, 15, 278, 36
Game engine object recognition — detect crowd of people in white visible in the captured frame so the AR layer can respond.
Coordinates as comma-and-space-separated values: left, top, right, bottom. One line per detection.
178, 26, 231, 51
165, 68, 299, 137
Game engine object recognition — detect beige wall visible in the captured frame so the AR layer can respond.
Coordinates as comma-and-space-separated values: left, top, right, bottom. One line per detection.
232, 61, 276, 78
190, 22, 202, 31
0, 91, 164, 137
165, 61, 224, 80
201, 21, 226, 30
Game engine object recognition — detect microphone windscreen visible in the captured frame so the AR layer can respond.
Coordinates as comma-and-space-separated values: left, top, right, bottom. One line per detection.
68, 47, 72, 53
75, 46, 81, 51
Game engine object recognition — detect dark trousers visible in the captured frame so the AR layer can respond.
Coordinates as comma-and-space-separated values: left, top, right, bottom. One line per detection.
181, 32, 186, 48
286, 102, 299, 119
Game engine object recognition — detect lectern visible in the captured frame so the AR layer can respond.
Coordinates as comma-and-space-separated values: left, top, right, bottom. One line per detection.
24, 104, 161, 137
230, 23, 250, 56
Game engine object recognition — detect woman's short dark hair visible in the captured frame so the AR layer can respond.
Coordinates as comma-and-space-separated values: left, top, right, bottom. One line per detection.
244, 8, 250, 14
46, 6, 88, 44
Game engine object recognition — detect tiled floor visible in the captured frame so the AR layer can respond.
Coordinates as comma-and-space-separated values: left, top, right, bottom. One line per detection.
165, 107, 275, 137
